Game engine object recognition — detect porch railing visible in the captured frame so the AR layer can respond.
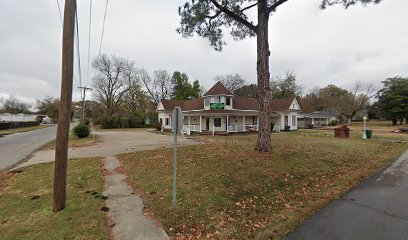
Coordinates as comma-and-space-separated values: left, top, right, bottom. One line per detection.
228, 125, 238, 133
183, 124, 200, 132
245, 124, 258, 132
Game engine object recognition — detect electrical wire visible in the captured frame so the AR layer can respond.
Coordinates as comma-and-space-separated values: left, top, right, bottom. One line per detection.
86, 0, 93, 87
75, 8, 83, 93
56, 0, 63, 26
98, 0, 109, 55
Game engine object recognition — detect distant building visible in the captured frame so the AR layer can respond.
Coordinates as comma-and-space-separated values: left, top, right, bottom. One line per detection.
297, 112, 339, 128
0, 113, 44, 122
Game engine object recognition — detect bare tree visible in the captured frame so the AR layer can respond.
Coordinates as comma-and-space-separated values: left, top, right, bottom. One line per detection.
92, 55, 134, 116
214, 74, 246, 93
0, 96, 31, 114
338, 80, 377, 124
139, 69, 172, 103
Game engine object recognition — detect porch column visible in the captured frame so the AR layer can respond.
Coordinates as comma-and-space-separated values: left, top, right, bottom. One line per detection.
226, 115, 229, 133
243, 115, 246, 132
257, 116, 259, 131
188, 115, 191, 126
212, 117, 215, 136
199, 115, 202, 133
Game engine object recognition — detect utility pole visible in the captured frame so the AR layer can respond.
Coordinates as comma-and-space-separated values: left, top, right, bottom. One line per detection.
78, 86, 92, 123
53, 0, 76, 212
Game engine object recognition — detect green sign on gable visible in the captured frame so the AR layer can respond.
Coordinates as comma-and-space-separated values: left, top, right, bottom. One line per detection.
210, 103, 224, 110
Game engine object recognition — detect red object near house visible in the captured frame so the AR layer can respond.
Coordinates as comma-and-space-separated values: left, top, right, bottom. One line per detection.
334, 126, 350, 138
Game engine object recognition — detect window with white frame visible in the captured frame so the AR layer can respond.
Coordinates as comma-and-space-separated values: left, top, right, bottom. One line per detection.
226, 97, 231, 106
292, 115, 296, 126
284, 116, 289, 126
165, 118, 170, 126
205, 97, 210, 107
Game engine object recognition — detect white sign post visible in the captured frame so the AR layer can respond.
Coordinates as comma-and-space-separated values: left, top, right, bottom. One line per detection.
172, 106, 183, 207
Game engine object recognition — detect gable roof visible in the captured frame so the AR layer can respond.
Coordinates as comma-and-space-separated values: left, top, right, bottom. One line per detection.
159, 98, 204, 112
232, 96, 258, 110
270, 98, 295, 112
203, 81, 232, 96
160, 99, 184, 111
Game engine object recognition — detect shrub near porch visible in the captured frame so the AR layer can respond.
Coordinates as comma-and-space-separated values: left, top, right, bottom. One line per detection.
119, 132, 407, 239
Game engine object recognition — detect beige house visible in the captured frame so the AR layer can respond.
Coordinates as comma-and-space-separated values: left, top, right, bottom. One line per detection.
157, 82, 301, 134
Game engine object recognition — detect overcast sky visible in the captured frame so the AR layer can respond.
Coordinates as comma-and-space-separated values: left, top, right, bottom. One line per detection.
0, 0, 407, 106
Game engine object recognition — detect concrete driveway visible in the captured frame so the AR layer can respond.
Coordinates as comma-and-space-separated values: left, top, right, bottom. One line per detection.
15, 130, 198, 169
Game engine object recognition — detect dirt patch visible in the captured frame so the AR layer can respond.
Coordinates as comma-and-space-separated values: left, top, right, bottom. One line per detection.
0, 172, 15, 192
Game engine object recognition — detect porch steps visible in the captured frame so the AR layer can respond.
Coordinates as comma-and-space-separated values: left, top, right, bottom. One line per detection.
197, 131, 228, 136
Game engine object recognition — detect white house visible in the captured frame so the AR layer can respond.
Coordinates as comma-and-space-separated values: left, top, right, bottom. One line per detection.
0, 113, 40, 122
157, 82, 301, 134
297, 112, 339, 128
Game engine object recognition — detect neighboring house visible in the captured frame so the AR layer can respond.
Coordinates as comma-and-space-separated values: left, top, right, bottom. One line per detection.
270, 98, 302, 131
156, 82, 301, 134
0, 113, 44, 122
297, 112, 339, 128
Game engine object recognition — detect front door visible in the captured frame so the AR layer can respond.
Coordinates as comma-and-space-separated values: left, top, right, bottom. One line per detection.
206, 118, 210, 130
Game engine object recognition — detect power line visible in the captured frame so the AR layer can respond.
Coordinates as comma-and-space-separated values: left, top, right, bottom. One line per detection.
56, 0, 63, 26
86, 0, 93, 87
58, 0, 81, 90
99, 0, 109, 55
75, 9, 83, 90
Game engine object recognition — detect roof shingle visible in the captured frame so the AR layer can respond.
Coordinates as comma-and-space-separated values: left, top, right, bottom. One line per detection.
203, 81, 232, 96
270, 98, 294, 112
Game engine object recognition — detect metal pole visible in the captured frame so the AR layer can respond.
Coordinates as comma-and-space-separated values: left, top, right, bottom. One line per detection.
173, 109, 178, 207
362, 117, 367, 139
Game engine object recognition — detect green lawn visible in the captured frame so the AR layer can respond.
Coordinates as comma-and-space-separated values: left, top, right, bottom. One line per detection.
0, 158, 108, 240
119, 130, 408, 239
0, 125, 51, 136
42, 133, 96, 150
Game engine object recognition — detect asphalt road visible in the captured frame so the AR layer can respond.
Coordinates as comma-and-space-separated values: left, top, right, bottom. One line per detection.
0, 125, 58, 170
286, 149, 408, 240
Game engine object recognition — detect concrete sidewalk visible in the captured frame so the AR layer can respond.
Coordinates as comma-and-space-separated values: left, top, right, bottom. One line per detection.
286, 149, 408, 240
103, 156, 169, 240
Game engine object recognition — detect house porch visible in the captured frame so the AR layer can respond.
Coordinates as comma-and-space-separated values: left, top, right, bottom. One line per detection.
181, 114, 259, 135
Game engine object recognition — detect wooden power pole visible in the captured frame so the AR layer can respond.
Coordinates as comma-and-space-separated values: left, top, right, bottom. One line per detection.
78, 86, 92, 123
53, 0, 76, 212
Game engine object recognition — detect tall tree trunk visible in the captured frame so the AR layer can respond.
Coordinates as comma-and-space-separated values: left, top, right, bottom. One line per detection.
255, 1, 272, 152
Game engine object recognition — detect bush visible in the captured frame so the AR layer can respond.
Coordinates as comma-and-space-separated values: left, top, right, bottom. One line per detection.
96, 115, 155, 129
330, 120, 339, 126
100, 116, 122, 129
72, 124, 90, 138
